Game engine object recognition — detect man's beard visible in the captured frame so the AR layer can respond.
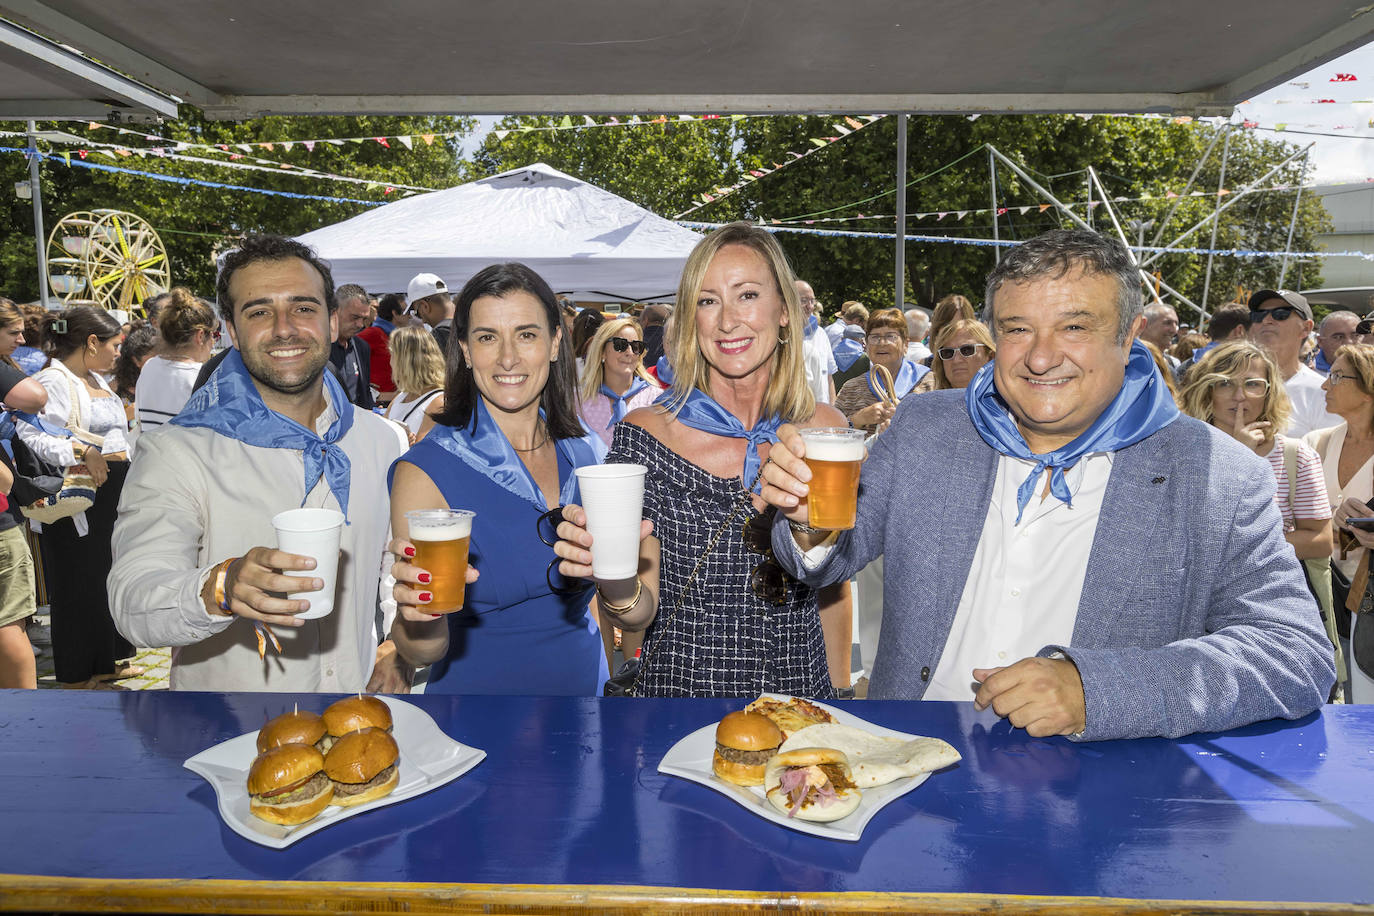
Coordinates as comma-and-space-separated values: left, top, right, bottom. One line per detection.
240, 340, 329, 396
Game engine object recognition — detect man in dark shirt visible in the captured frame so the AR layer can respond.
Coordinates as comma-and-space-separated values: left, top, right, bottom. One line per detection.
329, 284, 375, 409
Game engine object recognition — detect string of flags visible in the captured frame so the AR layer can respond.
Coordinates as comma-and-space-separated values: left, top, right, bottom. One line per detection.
673, 115, 886, 218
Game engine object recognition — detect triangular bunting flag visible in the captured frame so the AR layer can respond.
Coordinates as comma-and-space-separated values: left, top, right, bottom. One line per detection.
262, 142, 274, 150
493, 130, 509, 140
60, 151, 70, 166
559, 115, 574, 129
809, 138, 826, 148
845, 116, 864, 129
1019, 206, 1031, 215
956, 210, 968, 219
87, 122, 100, 131
421, 134, 435, 145
398, 136, 413, 149
584, 116, 597, 126
1039, 204, 1052, 212
304, 140, 316, 151
281, 141, 294, 151
375, 137, 390, 147
328, 139, 345, 145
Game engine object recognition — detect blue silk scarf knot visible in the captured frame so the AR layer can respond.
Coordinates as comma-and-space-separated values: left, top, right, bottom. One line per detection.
599, 379, 650, 431
171, 348, 356, 520
965, 339, 1179, 523
657, 386, 783, 493
805, 314, 819, 337
867, 359, 929, 402
422, 399, 607, 510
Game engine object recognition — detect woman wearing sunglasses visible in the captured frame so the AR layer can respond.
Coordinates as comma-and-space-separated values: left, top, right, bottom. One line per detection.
577, 316, 663, 447
132, 288, 218, 447
926, 318, 996, 390
833, 308, 930, 434
551, 222, 850, 698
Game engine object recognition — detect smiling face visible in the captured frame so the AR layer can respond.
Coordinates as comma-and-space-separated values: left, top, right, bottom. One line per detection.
0, 319, 24, 358
941, 329, 992, 389
601, 325, 643, 380
459, 291, 560, 418
225, 257, 335, 405
1209, 356, 1271, 430
694, 244, 788, 384
864, 323, 907, 372
990, 268, 1138, 453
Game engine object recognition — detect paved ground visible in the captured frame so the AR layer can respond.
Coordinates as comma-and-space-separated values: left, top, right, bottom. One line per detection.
30, 613, 170, 690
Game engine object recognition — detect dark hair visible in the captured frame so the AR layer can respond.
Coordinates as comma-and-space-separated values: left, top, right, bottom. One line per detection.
1208, 304, 1251, 340
112, 319, 159, 400
571, 308, 605, 360
377, 293, 405, 322
44, 305, 122, 360
984, 229, 1142, 344
142, 291, 173, 323
157, 286, 217, 347
335, 283, 368, 305
215, 234, 337, 324
432, 262, 584, 440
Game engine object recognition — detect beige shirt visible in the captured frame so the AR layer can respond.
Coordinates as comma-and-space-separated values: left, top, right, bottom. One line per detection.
108, 404, 406, 692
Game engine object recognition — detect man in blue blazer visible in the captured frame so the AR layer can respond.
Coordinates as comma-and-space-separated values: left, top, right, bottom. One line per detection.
765, 229, 1335, 741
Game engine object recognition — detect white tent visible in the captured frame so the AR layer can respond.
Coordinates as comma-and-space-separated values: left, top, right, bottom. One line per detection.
295, 163, 701, 301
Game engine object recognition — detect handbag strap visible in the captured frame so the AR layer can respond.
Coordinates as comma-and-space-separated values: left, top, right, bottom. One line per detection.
56, 368, 104, 451
623, 464, 767, 696
398, 389, 442, 425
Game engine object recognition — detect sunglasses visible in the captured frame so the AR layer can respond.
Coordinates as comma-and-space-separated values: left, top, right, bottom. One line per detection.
1250, 305, 1300, 323
740, 508, 790, 605
938, 343, 988, 360
607, 338, 646, 355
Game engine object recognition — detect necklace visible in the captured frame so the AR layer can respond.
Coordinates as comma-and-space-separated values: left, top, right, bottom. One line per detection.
511, 422, 550, 453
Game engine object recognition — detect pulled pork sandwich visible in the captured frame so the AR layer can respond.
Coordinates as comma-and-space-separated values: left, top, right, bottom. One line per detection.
247, 744, 334, 825
764, 748, 861, 822
324, 727, 400, 807
712, 711, 784, 787
256, 709, 328, 754
321, 695, 393, 751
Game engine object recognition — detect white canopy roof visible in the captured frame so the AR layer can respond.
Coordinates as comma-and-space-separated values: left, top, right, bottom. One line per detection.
296, 163, 701, 300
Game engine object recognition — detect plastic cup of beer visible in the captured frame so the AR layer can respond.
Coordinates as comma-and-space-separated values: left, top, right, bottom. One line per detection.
405, 509, 475, 613
574, 464, 648, 580
271, 507, 345, 620
799, 427, 866, 530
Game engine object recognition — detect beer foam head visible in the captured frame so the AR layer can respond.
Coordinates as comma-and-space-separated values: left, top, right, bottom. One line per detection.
802, 430, 866, 462
406, 510, 473, 541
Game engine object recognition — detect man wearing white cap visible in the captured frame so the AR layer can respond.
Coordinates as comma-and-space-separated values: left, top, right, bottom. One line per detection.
407, 273, 455, 357
1248, 289, 1340, 437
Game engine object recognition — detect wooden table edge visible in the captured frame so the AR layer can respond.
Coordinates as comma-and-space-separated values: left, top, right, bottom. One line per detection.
1, 875, 1371, 915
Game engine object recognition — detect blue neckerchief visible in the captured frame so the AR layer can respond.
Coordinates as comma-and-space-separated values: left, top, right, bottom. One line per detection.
1314, 349, 1333, 374
655, 355, 675, 386
965, 339, 1179, 523
171, 348, 356, 520
421, 399, 607, 510
866, 359, 929, 401
657, 386, 782, 493
10, 410, 71, 439
600, 379, 649, 430
833, 338, 864, 372
805, 315, 819, 337
371, 317, 395, 335
1192, 342, 1217, 363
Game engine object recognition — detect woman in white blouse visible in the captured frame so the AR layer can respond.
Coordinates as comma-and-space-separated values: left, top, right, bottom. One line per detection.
383, 326, 446, 442
1308, 343, 1374, 703
17, 306, 139, 688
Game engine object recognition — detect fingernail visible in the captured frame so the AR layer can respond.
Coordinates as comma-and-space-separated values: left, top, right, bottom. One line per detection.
417, 572, 431, 584
428, 614, 441, 620
404, 546, 416, 557
418, 592, 432, 603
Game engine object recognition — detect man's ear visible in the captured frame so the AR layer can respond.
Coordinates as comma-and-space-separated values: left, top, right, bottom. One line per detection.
329, 309, 340, 342
225, 317, 239, 349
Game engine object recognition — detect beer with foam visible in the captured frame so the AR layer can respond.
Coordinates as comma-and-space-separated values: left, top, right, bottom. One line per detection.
405, 509, 475, 613
799, 428, 866, 530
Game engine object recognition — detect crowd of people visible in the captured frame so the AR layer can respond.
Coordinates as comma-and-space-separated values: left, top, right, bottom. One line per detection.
0, 222, 1360, 741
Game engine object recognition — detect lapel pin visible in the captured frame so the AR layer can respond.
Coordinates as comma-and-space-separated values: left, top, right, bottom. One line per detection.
1152, 476, 1166, 484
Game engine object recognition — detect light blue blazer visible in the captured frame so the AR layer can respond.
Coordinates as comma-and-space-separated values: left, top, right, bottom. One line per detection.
774, 389, 1336, 740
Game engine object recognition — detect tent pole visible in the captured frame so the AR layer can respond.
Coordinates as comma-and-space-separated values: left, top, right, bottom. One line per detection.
1088, 166, 1168, 311
1200, 126, 1232, 314
1278, 150, 1308, 289
895, 114, 907, 310
989, 146, 1000, 265
1148, 123, 1228, 249
27, 120, 50, 310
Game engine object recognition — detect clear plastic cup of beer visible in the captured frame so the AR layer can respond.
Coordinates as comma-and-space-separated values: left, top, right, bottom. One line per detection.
798, 427, 866, 530
404, 509, 476, 613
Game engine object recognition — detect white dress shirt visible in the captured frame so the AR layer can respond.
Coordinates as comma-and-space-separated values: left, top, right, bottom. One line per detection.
925, 451, 1114, 700
1284, 365, 1340, 438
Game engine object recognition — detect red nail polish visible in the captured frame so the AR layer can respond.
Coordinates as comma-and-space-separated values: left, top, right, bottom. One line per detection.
417, 572, 431, 584
418, 592, 432, 603
404, 546, 416, 558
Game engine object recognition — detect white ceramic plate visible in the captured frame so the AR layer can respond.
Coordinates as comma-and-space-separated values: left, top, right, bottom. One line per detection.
658, 695, 936, 842
184, 696, 485, 849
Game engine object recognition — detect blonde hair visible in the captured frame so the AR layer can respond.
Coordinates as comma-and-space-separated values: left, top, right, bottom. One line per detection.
1141, 340, 1180, 402
1178, 340, 1291, 433
664, 222, 815, 423
389, 325, 445, 395
930, 319, 995, 390
0, 297, 22, 369
579, 316, 657, 402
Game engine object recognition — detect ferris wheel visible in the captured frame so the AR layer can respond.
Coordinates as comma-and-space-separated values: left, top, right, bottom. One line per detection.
45, 209, 171, 314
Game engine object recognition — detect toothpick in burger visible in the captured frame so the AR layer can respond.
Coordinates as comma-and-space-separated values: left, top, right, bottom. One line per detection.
324, 727, 400, 807
247, 744, 334, 825
712, 711, 783, 787
764, 748, 862, 822
321, 695, 393, 752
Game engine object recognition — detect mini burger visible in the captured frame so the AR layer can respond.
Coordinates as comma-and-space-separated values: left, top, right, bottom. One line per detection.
321, 695, 392, 751
324, 727, 400, 807
712, 711, 784, 787
247, 744, 334, 825
764, 748, 861, 822
256, 709, 328, 754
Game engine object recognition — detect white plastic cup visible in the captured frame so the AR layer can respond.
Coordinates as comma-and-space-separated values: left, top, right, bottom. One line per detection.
575, 463, 648, 580
271, 507, 345, 620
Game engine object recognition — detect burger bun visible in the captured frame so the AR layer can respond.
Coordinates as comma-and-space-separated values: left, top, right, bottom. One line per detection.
256, 709, 327, 753
247, 744, 333, 826
322, 695, 393, 738
325, 727, 401, 808
763, 747, 862, 823
711, 711, 783, 787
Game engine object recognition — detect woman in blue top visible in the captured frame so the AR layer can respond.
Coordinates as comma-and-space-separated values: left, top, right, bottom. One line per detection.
385, 263, 607, 695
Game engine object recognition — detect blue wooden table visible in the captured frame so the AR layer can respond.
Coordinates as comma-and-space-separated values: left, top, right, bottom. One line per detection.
1, 691, 1371, 913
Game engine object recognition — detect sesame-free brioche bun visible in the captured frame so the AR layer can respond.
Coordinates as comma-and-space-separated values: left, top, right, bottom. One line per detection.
247, 744, 333, 825
711, 711, 784, 787
322, 695, 393, 738
256, 709, 327, 753
324, 728, 400, 808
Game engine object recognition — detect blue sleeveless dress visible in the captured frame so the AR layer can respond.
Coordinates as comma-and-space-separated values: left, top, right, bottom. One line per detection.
397, 428, 607, 695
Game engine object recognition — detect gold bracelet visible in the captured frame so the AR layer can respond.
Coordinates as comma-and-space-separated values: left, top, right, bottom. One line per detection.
597, 578, 643, 616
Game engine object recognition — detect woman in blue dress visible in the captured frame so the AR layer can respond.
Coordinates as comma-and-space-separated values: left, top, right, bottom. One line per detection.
385, 263, 608, 695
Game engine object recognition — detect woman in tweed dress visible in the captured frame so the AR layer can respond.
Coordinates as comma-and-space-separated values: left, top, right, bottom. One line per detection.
553, 223, 850, 697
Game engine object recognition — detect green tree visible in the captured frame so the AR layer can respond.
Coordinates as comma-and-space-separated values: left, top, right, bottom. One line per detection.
1, 109, 476, 303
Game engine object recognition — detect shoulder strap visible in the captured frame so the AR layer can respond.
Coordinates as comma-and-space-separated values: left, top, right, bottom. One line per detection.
1283, 436, 1299, 527
400, 389, 442, 424
58, 370, 104, 449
